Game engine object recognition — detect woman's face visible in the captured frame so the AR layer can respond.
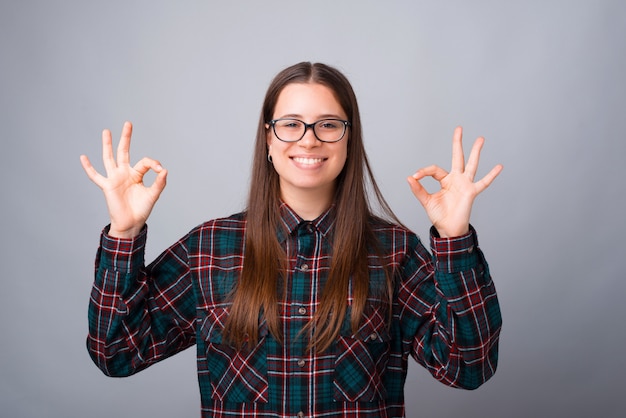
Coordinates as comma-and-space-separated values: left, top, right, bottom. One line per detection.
267, 82, 349, 203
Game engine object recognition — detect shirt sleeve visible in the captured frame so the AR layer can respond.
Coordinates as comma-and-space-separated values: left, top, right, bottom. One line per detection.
86, 225, 197, 377
397, 225, 501, 390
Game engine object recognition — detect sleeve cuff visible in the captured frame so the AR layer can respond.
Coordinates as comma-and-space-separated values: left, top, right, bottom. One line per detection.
98, 224, 148, 273
430, 224, 480, 273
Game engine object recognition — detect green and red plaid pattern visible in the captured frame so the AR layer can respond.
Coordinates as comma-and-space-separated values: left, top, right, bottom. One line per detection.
87, 203, 501, 417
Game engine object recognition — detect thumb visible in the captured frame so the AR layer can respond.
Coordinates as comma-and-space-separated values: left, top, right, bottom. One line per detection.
407, 176, 429, 207
148, 167, 168, 199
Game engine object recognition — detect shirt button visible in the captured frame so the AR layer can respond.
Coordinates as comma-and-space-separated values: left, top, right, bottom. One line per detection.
297, 412, 305, 418
370, 333, 378, 341
298, 306, 307, 315
300, 264, 309, 271
297, 359, 306, 367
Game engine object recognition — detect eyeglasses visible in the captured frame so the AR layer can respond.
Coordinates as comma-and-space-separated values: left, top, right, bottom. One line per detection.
268, 118, 351, 143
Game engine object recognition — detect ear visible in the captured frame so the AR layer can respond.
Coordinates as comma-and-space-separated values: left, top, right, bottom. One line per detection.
265, 123, 273, 147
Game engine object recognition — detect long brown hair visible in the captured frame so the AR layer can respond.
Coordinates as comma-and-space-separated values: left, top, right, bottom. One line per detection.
223, 62, 400, 352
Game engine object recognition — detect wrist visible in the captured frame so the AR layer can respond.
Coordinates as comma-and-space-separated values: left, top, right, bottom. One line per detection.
434, 225, 470, 239
108, 224, 144, 239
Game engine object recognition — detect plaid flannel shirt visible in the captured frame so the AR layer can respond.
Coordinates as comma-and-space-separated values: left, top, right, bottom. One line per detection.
87, 203, 501, 417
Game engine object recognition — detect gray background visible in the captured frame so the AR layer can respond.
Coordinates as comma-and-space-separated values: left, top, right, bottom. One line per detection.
1, 1, 624, 417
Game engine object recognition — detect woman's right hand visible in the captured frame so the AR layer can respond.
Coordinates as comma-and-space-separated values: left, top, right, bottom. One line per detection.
80, 121, 168, 238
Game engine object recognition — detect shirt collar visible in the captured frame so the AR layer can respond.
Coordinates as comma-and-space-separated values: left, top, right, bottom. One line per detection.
277, 201, 335, 243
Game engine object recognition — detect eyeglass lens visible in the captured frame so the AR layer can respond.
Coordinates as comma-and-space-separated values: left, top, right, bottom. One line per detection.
273, 119, 347, 142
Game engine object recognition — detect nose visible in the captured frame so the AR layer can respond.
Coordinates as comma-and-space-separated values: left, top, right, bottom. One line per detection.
298, 124, 320, 148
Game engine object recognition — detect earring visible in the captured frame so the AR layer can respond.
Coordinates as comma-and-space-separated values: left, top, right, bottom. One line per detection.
267, 145, 272, 163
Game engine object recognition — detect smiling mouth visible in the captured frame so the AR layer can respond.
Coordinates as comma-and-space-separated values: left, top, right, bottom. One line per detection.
291, 157, 326, 165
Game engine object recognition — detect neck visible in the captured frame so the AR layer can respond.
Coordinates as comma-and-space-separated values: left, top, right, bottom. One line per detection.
280, 184, 335, 221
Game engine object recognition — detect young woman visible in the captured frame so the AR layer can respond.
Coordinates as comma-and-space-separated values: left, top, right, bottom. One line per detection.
80, 62, 503, 417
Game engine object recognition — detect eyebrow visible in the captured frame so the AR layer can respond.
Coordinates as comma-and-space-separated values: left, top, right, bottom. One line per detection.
276, 113, 346, 120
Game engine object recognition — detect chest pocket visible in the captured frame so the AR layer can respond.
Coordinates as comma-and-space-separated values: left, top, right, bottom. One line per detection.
198, 307, 269, 404
333, 304, 391, 402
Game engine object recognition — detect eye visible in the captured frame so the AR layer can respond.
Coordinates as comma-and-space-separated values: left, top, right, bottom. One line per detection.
318, 120, 342, 130
277, 119, 302, 129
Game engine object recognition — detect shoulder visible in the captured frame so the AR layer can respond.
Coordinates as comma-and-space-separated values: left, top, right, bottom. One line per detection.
367, 216, 425, 256
189, 212, 247, 234
367, 217, 431, 273
369, 216, 418, 241
185, 212, 247, 252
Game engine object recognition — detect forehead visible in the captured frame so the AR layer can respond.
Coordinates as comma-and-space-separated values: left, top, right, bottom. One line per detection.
273, 82, 346, 118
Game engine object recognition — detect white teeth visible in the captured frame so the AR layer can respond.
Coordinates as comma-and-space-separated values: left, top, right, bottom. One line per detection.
293, 157, 324, 165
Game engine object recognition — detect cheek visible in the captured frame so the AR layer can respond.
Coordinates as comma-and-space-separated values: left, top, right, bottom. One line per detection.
338, 143, 349, 164
331, 149, 349, 176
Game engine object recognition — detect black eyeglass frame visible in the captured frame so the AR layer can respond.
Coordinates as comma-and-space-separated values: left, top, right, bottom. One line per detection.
267, 118, 351, 143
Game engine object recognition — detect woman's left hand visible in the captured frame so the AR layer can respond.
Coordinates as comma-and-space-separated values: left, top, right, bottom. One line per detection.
407, 126, 503, 238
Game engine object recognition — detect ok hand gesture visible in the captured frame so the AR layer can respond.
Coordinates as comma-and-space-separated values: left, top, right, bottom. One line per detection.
80, 122, 168, 238
407, 127, 503, 238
